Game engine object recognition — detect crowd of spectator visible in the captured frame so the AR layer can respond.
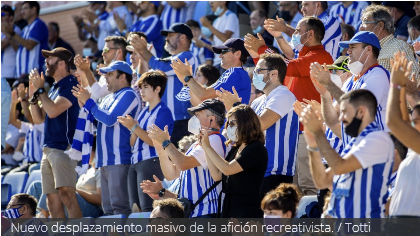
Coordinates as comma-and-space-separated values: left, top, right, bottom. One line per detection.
1, 0, 420, 223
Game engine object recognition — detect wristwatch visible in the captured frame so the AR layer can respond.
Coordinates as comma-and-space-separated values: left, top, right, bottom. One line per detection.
158, 188, 166, 198
36, 88, 46, 94
162, 140, 171, 150
184, 76, 193, 83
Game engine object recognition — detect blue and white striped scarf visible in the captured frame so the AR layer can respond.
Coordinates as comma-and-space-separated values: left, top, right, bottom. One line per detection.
65, 107, 96, 175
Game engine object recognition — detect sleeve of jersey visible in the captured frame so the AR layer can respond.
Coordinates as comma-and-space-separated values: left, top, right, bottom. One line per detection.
84, 92, 139, 127
154, 107, 175, 135
28, 21, 47, 43
149, 56, 176, 76
58, 83, 78, 105
90, 81, 110, 101
348, 132, 392, 169
265, 90, 295, 117
204, 47, 215, 60
236, 142, 266, 171
359, 71, 389, 102
19, 122, 30, 134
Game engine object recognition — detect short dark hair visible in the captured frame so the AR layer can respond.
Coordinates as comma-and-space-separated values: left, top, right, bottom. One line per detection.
22, 1, 40, 16
260, 53, 287, 84
197, 65, 220, 86
152, 199, 184, 218
9, 193, 38, 216
255, 9, 267, 18
232, 49, 248, 64
340, 23, 355, 40
105, 36, 128, 59
87, 37, 97, 44
138, 70, 168, 98
320, 1, 328, 11
116, 70, 133, 85
361, 43, 380, 59
49, 22, 60, 36
340, 89, 378, 118
261, 183, 301, 218
185, 19, 200, 29
130, 31, 148, 42
408, 15, 420, 32
390, 134, 408, 161
303, 16, 325, 43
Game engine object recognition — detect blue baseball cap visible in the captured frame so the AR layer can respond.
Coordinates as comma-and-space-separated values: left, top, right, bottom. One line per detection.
99, 61, 132, 75
339, 31, 381, 51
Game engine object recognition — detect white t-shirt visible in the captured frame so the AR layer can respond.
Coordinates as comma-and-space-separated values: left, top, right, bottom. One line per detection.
212, 10, 239, 65
1, 26, 22, 78
389, 151, 420, 216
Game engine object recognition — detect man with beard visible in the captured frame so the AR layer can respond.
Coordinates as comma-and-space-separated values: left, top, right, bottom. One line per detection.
130, 23, 199, 147
28, 47, 82, 218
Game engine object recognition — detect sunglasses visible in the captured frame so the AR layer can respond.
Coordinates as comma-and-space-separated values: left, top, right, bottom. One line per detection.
220, 49, 233, 55
102, 47, 119, 54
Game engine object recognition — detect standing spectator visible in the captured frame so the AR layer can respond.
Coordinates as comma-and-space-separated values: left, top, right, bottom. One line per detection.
1, 5, 22, 81
329, 1, 369, 31
73, 1, 108, 42
47, 22, 75, 56
217, 53, 299, 196
72, 61, 142, 216
117, 70, 174, 213
408, 16, 420, 43
250, 10, 274, 46
171, 38, 251, 107
29, 47, 81, 218
1, 1, 48, 77
201, 1, 239, 72
199, 104, 268, 218
186, 19, 214, 66
130, 23, 199, 147
382, 2, 411, 42
301, 89, 394, 218
275, 1, 303, 43
414, 1, 420, 16
159, 2, 196, 31
359, 5, 420, 95
125, 1, 164, 58
147, 98, 226, 218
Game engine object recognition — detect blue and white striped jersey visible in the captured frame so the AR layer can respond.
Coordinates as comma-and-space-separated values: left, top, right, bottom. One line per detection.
130, 15, 164, 58
329, 1, 369, 32
318, 11, 342, 61
251, 86, 299, 177
16, 18, 49, 77
84, 87, 142, 167
132, 102, 174, 164
148, 51, 199, 121
179, 133, 226, 217
340, 65, 390, 147
190, 36, 214, 65
326, 127, 344, 154
160, 1, 193, 30
327, 122, 394, 218
20, 122, 44, 163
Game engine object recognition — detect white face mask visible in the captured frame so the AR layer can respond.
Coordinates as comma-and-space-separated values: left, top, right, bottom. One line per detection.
348, 48, 369, 75
188, 116, 201, 135
226, 126, 238, 142
330, 73, 343, 88
263, 214, 281, 218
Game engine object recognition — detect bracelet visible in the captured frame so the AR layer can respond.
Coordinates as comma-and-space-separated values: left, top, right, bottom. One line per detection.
162, 140, 172, 150
306, 145, 319, 152
390, 83, 406, 89
130, 124, 139, 134
232, 102, 242, 107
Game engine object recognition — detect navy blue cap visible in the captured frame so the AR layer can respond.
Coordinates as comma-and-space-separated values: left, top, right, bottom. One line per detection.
339, 31, 381, 51
161, 23, 193, 39
212, 38, 250, 57
99, 61, 132, 75
1, 5, 14, 15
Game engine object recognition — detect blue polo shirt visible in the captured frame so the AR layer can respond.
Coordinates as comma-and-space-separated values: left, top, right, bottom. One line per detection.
43, 75, 79, 150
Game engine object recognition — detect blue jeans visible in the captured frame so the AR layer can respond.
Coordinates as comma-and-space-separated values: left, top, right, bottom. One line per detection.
1, 78, 11, 148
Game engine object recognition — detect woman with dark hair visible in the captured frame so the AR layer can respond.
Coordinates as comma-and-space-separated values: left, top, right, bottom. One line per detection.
261, 183, 301, 218
199, 104, 268, 218
194, 64, 220, 87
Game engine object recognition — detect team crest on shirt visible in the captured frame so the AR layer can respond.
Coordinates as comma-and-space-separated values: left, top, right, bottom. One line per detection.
211, 68, 234, 88
176, 86, 191, 101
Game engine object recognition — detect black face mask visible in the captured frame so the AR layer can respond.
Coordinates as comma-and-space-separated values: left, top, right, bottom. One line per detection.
344, 110, 363, 138
278, 10, 292, 22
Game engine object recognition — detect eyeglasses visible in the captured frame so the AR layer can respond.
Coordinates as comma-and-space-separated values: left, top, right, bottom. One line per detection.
254, 68, 273, 74
7, 203, 25, 209
227, 120, 237, 127
102, 47, 119, 53
220, 49, 233, 55
361, 21, 378, 27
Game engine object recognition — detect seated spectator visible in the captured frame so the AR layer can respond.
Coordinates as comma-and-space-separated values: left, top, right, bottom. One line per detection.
382, 2, 411, 41
186, 19, 214, 65
47, 22, 75, 56
3, 193, 37, 218
250, 10, 274, 46
386, 52, 420, 217
201, 1, 239, 72
261, 183, 301, 218
200, 104, 268, 218
193, 64, 220, 88
117, 70, 174, 213
73, 1, 108, 42
150, 198, 184, 219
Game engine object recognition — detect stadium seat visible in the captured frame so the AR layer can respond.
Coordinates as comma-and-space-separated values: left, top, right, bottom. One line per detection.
28, 163, 41, 174
128, 212, 151, 218
1, 184, 12, 209
296, 195, 318, 218
100, 214, 126, 218
2, 172, 29, 196
24, 170, 42, 193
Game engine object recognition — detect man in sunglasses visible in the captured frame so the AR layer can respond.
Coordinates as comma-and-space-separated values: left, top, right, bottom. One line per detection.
4, 193, 37, 219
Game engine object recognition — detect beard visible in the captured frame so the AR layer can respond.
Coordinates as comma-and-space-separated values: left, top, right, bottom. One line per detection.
45, 60, 59, 77
164, 37, 180, 54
